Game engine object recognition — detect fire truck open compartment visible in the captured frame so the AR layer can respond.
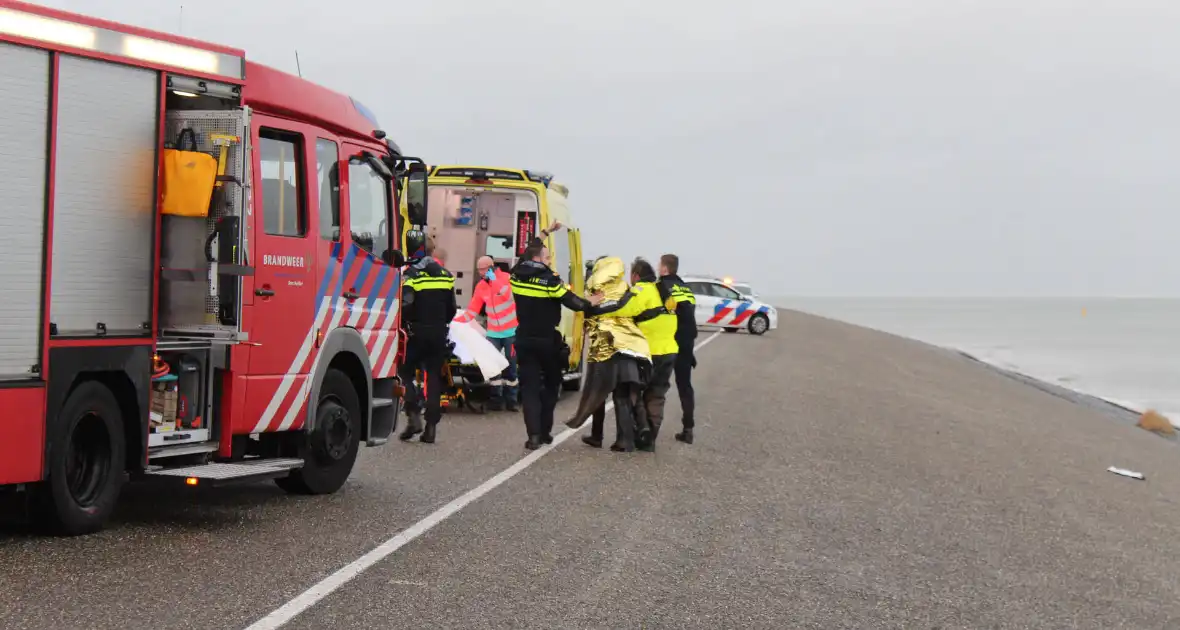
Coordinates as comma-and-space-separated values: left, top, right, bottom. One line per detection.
150, 106, 251, 466
157, 107, 250, 339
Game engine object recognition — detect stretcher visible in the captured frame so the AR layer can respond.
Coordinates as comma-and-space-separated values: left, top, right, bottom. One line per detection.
439, 357, 493, 414
412, 320, 512, 415
408, 358, 491, 414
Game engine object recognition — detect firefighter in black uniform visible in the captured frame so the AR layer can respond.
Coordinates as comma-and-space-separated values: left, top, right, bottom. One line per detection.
659, 253, 698, 444
510, 225, 602, 450
398, 244, 457, 444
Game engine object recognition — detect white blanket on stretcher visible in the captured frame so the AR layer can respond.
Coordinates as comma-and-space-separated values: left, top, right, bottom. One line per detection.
447, 318, 509, 381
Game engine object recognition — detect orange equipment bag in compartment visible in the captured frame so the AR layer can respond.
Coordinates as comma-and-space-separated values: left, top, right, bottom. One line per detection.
160, 128, 217, 217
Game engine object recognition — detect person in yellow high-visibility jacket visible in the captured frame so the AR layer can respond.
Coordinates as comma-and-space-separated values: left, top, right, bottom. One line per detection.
569, 257, 678, 451
565, 256, 653, 452
626, 257, 679, 451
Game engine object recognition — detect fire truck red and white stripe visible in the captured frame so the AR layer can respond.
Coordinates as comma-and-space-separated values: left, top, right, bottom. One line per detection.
253, 242, 403, 433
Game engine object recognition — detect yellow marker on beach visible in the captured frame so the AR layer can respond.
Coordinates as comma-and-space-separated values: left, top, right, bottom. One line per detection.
1081, 307, 1087, 317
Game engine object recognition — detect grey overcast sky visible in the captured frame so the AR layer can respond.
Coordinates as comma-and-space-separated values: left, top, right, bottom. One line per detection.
39, 0, 1180, 297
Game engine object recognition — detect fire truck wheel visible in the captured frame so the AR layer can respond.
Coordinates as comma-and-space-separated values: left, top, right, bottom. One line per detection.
35, 381, 126, 536
277, 368, 361, 495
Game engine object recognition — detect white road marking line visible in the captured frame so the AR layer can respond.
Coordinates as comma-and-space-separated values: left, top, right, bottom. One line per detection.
243, 331, 722, 630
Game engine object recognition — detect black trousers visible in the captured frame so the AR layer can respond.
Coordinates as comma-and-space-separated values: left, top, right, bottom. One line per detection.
517, 341, 563, 438
637, 353, 676, 440
398, 335, 448, 427
589, 383, 642, 447
674, 344, 695, 429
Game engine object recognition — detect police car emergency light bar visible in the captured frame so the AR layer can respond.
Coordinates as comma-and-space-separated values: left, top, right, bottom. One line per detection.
0, 5, 244, 80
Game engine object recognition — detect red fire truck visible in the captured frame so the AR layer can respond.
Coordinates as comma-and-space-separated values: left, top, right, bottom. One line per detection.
0, 1, 425, 535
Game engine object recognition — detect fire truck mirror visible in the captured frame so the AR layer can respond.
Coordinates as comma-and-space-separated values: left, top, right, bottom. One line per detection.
362, 152, 393, 180
405, 171, 428, 226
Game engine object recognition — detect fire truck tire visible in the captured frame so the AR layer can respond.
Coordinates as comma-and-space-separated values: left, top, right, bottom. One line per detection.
35, 381, 126, 536
276, 368, 361, 495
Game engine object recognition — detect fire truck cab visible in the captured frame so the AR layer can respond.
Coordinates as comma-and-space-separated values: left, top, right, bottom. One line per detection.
0, 1, 422, 534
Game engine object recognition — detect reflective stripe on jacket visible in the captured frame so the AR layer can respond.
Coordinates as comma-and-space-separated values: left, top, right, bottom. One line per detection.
401, 257, 458, 336
509, 259, 592, 341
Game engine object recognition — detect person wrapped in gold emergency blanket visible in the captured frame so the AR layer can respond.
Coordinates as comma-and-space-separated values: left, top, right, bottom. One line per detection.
564, 256, 653, 451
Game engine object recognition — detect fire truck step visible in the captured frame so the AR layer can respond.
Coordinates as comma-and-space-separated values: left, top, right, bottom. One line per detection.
373, 397, 395, 409
144, 458, 304, 487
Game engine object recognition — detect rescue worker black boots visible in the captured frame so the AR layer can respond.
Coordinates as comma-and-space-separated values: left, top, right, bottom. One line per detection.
610, 389, 638, 452
631, 405, 651, 452
399, 410, 424, 441
639, 426, 659, 452
675, 428, 694, 444
420, 422, 437, 444
582, 404, 606, 448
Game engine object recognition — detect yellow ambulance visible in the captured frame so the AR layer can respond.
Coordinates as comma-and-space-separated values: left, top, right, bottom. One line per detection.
400, 166, 587, 390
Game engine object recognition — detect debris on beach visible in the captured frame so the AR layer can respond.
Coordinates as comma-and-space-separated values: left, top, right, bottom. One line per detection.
1136, 409, 1175, 437
1108, 467, 1145, 481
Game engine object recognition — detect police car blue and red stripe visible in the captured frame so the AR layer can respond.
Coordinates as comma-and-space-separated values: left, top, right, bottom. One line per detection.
682, 276, 777, 336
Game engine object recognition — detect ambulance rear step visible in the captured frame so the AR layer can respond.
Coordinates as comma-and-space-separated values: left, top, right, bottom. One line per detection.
143, 458, 303, 487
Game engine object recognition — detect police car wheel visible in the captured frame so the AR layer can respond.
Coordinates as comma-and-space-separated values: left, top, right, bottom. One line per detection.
276, 368, 361, 495
748, 313, 770, 336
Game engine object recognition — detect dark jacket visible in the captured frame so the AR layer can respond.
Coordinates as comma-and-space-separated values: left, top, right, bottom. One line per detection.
660, 274, 697, 344
401, 257, 457, 339
509, 259, 591, 342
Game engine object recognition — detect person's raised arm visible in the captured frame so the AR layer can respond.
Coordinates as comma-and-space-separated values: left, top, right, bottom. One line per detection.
528, 220, 564, 249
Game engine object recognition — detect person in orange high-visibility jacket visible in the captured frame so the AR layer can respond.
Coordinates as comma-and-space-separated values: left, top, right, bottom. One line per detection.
458, 255, 520, 410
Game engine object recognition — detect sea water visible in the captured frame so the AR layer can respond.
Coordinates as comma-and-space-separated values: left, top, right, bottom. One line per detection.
773, 297, 1180, 421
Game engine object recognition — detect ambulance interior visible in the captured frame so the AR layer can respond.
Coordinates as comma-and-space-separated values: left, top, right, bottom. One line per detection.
425, 186, 540, 307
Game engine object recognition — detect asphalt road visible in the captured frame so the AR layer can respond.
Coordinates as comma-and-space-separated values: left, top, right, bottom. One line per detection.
5, 312, 1180, 629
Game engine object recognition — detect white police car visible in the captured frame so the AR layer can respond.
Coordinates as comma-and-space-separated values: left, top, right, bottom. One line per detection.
682, 276, 778, 335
